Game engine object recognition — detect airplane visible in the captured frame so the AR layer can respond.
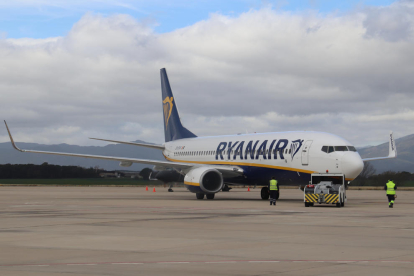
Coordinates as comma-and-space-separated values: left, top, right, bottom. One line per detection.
4, 68, 397, 200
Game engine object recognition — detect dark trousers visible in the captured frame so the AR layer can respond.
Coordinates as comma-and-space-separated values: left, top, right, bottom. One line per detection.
387, 195, 395, 204
270, 190, 277, 204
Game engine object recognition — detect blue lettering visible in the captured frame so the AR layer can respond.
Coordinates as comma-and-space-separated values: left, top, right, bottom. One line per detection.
256, 140, 268, 159
274, 139, 288, 159
233, 141, 245, 160
216, 142, 227, 160
244, 140, 259, 160
227, 141, 239, 160
267, 139, 277, 159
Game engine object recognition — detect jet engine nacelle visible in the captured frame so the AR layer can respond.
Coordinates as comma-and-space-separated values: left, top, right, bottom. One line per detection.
119, 161, 133, 167
184, 167, 223, 194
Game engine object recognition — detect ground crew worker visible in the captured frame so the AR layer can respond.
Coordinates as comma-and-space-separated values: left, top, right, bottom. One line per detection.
269, 176, 279, 206
384, 179, 397, 208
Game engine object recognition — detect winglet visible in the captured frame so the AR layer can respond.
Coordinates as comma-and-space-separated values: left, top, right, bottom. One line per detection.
362, 131, 397, 162
4, 121, 24, 152
388, 131, 397, 158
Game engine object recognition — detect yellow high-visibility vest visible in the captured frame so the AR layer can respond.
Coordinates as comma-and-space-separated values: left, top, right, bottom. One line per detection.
270, 180, 278, 191
386, 181, 396, 195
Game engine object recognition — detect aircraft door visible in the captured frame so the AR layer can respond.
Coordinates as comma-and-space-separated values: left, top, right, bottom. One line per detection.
301, 140, 313, 166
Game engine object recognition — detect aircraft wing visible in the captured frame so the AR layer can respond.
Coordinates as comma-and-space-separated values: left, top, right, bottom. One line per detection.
89, 137, 164, 150
362, 131, 397, 162
4, 121, 243, 175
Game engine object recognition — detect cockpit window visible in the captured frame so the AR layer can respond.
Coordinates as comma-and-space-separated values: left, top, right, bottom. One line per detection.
322, 146, 335, 153
323, 146, 354, 153
347, 146, 357, 152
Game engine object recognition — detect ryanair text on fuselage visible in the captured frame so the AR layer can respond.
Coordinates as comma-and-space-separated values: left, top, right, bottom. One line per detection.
176, 139, 304, 161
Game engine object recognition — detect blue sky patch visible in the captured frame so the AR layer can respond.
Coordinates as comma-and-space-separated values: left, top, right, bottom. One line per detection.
0, 0, 396, 39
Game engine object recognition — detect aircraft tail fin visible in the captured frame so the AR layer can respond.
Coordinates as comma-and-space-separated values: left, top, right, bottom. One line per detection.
160, 68, 197, 142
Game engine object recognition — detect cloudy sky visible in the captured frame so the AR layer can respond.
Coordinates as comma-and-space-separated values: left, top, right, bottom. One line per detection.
0, 0, 413, 147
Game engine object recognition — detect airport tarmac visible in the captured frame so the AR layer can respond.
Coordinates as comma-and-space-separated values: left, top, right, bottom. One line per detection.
0, 186, 413, 276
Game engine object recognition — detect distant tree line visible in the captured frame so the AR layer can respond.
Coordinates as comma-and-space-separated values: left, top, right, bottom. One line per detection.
0, 163, 101, 179
352, 162, 414, 186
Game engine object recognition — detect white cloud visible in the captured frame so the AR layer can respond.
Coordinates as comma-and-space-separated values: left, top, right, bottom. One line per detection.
1, 2, 414, 148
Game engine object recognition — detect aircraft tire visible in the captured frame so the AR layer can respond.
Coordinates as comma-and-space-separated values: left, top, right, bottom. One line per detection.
206, 194, 215, 200
196, 193, 205, 200
261, 187, 269, 200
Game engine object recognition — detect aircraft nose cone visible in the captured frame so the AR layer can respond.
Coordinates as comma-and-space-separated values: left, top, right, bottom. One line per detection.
341, 153, 364, 179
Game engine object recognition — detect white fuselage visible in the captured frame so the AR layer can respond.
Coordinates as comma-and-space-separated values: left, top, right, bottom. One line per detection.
162, 131, 364, 185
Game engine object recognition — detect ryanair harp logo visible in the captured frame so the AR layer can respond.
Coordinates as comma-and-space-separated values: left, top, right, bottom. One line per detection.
163, 97, 174, 127
290, 139, 303, 160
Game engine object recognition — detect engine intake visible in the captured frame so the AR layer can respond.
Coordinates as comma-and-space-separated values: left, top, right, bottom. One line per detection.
184, 167, 223, 194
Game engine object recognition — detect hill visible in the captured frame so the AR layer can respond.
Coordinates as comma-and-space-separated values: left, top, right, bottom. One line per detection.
358, 134, 414, 173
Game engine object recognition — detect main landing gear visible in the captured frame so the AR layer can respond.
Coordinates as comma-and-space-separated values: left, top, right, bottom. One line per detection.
260, 187, 279, 200
261, 187, 269, 200
196, 193, 215, 200
168, 184, 174, 192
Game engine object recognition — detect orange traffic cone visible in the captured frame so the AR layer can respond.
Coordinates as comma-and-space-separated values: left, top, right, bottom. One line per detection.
153, 187, 156, 192
146, 186, 148, 191
247, 187, 250, 191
